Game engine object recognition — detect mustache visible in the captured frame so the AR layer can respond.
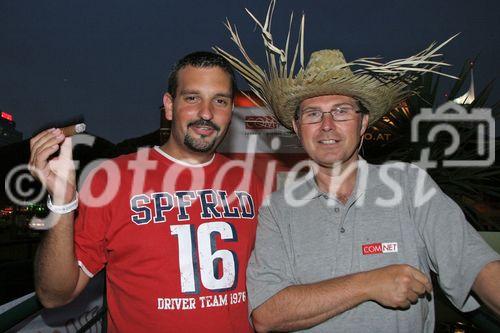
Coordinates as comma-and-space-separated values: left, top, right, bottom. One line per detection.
188, 119, 220, 132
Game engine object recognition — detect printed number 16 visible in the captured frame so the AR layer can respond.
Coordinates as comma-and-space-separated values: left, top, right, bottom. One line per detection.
170, 222, 238, 293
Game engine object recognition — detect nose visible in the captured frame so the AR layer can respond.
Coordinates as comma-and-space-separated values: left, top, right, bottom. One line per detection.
320, 112, 337, 131
198, 100, 214, 120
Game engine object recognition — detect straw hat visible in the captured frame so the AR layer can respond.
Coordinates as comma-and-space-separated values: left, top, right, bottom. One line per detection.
214, 0, 456, 130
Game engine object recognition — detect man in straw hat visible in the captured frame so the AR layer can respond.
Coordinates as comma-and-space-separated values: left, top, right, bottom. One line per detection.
215, 1, 500, 331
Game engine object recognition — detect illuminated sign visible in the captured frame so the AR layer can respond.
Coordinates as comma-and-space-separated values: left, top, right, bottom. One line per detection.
1, 112, 13, 121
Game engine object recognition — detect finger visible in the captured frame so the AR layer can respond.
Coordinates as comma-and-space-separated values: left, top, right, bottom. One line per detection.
31, 128, 60, 153
31, 130, 65, 161
408, 267, 433, 293
29, 129, 55, 166
30, 128, 55, 149
407, 290, 419, 304
409, 279, 427, 296
397, 300, 411, 310
31, 144, 61, 178
31, 135, 65, 169
35, 144, 61, 169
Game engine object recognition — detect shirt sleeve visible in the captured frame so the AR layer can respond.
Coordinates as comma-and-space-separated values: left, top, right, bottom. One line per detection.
246, 199, 295, 314
408, 165, 500, 311
74, 166, 113, 278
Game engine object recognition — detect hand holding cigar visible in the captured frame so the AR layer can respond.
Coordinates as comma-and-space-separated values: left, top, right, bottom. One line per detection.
61, 123, 86, 136
29, 123, 82, 210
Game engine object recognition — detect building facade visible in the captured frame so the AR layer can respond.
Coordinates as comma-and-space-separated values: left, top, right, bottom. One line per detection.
0, 111, 22, 147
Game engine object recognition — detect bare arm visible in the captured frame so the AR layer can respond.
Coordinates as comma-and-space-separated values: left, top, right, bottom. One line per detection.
30, 128, 89, 307
472, 260, 500, 316
34, 212, 90, 307
252, 270, 368, 332
252, 264, 432, 332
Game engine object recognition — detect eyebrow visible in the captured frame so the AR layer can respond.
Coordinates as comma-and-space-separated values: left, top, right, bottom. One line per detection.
302, 103, 355, 112
179, 89, 200, 96
179, 90, 232, 99
301, 107, 321, 112
214, 93, 232, 99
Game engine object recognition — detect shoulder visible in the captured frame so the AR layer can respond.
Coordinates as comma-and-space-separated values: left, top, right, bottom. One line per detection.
214, 152, 264, 186
364, 161, 434, 186
80, 148, 154, 186
368, 162, 445, 209
83, 147, 155, 172
264, 174, 312, 208
112, 147, 155, 166
365, 161, 414, 175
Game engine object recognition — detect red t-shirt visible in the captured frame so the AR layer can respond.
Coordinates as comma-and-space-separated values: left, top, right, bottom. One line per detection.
75, 147, 263, 332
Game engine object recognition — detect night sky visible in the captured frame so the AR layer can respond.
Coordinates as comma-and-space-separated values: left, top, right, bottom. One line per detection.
1, 0, 499, 143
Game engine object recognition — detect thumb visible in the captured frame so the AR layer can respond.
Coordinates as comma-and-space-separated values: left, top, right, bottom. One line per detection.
59, 136, 73, 161
50, 136, 76, 185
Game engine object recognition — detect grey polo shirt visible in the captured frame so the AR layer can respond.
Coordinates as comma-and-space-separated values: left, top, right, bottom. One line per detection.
247, 161, 499, 332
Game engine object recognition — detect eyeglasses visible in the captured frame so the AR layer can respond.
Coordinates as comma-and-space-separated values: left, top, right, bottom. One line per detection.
299, 105, 361, 124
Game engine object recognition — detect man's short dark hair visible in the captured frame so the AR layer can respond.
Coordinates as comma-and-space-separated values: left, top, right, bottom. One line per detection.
167, 51, 238, 98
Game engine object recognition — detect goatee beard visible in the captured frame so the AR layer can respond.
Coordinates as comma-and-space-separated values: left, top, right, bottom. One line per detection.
184, 134, 217, 152
184, 119, 220, 153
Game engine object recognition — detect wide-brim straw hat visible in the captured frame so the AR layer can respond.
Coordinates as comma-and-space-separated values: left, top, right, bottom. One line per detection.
266, 49, 409, 129
215, 0, 457, 130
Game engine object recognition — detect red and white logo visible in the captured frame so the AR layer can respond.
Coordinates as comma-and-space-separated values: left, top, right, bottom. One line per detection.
362, 242, 398, 255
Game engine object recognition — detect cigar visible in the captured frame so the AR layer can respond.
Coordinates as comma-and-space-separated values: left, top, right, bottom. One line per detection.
61, 123, 86, 137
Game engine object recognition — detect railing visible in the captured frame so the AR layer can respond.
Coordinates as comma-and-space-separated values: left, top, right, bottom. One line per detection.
0, 293, 106, 332
0, 294, 42, 332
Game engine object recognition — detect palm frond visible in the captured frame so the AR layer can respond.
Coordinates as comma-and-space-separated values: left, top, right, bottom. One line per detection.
362, 60, 499, 229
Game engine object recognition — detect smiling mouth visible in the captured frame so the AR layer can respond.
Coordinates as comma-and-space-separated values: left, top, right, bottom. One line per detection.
190, 125, 216, 136
318, 139, 339, 144
187, 119, 220, 137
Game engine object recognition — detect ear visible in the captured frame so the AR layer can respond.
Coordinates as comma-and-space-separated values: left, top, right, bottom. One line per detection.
163, 93, 174, 121
360, 114, 369, 136
292, 118, 299, 136
292, 118, 302, 143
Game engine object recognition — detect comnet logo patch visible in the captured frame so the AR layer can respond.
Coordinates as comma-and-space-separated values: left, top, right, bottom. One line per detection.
362, 242, 398, 255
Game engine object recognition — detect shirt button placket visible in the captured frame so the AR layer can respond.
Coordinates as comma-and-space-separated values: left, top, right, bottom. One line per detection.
335, 208, 353, 276
334, 207, 344, 233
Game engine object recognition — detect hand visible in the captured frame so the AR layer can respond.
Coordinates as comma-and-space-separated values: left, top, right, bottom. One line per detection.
29, 128, 76, 204
365, 264, 432, 309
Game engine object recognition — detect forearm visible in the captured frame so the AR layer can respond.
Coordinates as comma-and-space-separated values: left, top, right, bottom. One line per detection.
34, 212, 80, 307
473, 260, 500, 316
252, 271, 369, 332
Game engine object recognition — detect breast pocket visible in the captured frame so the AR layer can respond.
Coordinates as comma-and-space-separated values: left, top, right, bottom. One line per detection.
293, 252, 336, 284
288, 219, 337, 285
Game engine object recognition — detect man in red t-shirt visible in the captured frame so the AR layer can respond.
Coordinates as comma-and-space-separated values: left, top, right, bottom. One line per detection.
29, 51, 263, 332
